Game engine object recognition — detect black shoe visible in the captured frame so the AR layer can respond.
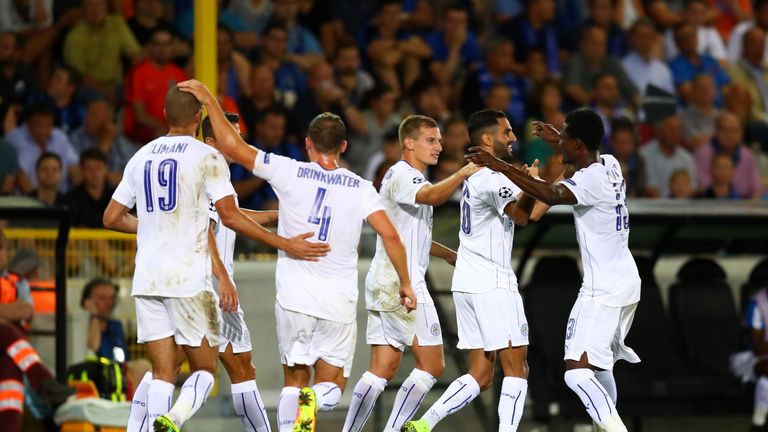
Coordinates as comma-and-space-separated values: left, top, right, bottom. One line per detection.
38, 378, 75, 408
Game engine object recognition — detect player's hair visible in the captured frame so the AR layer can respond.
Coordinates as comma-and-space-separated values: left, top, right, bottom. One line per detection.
307, 112, 346, 154
35, 152, 62, 171
164, 85, 201, 127
201, 111, 240, 140
467, 109, 506, 146
564, 108, 604, 151
80, 148, 108, 165
398, 115, 438, 150
80, 277, 119, 308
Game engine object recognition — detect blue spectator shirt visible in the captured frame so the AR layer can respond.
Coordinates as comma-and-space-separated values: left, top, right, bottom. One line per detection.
669, 54, 730, 106
426, 30, 482, 67
97, 319, 128, 361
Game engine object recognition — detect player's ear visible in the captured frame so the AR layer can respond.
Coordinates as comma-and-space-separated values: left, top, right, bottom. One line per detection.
340, 140, 348, 154
305, 136, 312, 150
403, 137, 414, 151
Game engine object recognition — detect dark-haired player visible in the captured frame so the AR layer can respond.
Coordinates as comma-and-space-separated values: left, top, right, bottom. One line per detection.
402, 109, 545, 432
464, 108, 641, 432
178, 79, 416, 432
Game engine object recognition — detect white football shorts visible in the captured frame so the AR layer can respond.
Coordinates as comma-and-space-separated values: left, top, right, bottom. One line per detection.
135, 291, 222, 347
454, 288, 529, 351
366, 302, 443, 351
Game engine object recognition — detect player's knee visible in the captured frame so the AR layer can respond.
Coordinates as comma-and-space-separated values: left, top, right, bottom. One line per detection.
471, 370, 494, 391
371, 359, 400, 381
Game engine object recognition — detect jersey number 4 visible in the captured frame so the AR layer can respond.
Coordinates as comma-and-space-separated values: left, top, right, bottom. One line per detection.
143, 159, 178, 212
307, 187, 333, 241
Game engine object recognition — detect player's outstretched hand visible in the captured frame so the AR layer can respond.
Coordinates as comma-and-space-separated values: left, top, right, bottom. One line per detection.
531, 121, 561, 143
522, 159, 540, 179
285, 232, 331, 261
465, 147, 509, 173
177, 79, 216, 106
218, 276, 239, 313
400, 284, 417, 313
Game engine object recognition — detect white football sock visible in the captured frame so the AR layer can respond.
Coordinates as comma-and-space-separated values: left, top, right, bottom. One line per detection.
232, 380, 271, 432
385, 368, 436, 431
166, 370, 215, 427
312, 381, 342, 412
754, 376, 768, 426
564, 369, 626, 432
146, 379, 174, 424
498, 376, 527, 432
127, 371, 152, 432
277, 386, 300, 432
421, 374, 481, 429
594, 370, 617, 405
342, 371, 387, 432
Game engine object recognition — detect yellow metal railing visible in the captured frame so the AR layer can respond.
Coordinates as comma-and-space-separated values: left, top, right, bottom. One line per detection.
4, 228, 137, 280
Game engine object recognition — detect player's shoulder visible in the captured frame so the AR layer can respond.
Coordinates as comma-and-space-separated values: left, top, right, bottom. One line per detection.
467, 167, 508, 188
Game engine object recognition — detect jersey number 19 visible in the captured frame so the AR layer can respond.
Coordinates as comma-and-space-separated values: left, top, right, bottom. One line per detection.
143, 158, 178, 212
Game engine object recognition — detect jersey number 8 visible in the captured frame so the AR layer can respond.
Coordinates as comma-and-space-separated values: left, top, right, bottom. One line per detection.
143, 158, 178, 212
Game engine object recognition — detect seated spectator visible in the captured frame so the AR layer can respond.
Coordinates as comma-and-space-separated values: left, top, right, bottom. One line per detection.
681, 73, 721, 149
333, 38, 375, 107
727, 27, 768, 125
564, 25, 638, 107
215, 25, 252, 100
669, 22, 731, 105
269, 0, 324, 71
566, 0, 629, 57
128, 0, 189, 59
698, 152, 740, 198
668, 168, 696, 198
290, 61, 353, 139
0, 32, 36, 135
28, 153, 65, 206
81, 278, 127, 361
26, 65, 86, 134
694, 112, 763, 198
66, 149, 114, 228
365, 128, 402, 187
426, 4, 482, 90
461, 38, 527, 130
622, 18, 677, 98
502, 0, 561, 76
360, 0, 431, 95
238, 62, 282, 140
640, 114, 698, 197
591, 73, 635, 151
70, 99, 138, 185
610, 117, 647, 197
346, 84, 401, 175
232, 107, 301, 210
257, 21, 307, 108
522, 79, 563, 166
0, 0, 58, 86
663, 0, 728, 62
408, 76, 451, 129
727, 0, 768, 64
63, 0, 142, 100
0, 139, 18, 195
124, 28, 188, 143
710, 0, 753, 41
6, 103, 79, 193
0, 228, 74, 432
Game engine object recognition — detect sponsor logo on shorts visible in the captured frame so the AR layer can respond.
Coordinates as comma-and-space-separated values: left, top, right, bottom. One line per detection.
520, 323, 528, 337
498, 187, 514, 198
430, 323, 441, 337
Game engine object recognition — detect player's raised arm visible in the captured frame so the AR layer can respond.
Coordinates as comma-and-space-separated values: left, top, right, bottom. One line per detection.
466, 148, 577, 206
367, 210, 417, 312
177, 79, 259, 171
415, 162, 480, 206
215, 195, 330, 261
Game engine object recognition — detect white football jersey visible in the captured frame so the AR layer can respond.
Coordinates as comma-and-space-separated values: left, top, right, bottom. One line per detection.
558, 154, 641, 307
452, 168, 522, 294
209, 196, 237, 282
112, 135, 235, 298
252, 151, 384, 324
366, 161, 432, 311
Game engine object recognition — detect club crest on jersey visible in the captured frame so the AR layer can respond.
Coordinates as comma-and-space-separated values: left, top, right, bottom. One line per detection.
413, 177, 425, 184
498, 187, 513, 198
520, 323, 528, 337
430, 323, 441, 336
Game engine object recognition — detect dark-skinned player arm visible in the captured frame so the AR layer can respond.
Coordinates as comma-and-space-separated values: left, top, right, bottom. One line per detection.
430, 241, 457, 266
368, 210, 417, 312
208, 222, 238, 313
466, 148, 577, 206
177, 79, 259, 172
504, 159, 559, 225
414, 162, 480, 206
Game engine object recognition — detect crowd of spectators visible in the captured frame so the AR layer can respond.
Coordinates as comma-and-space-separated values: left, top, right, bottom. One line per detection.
2, 0, 768, 221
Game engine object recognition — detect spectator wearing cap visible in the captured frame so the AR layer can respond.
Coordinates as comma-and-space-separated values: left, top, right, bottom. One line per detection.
81, 278, 127, 362
65, 149, 114, 228
27, 152, 65, 207
6, 103, 80, 193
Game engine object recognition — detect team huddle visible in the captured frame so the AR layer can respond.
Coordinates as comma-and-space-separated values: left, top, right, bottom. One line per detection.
102, 80, 641, 432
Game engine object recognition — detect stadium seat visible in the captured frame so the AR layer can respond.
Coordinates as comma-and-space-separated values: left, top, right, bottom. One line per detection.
523, 255, 582, 419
